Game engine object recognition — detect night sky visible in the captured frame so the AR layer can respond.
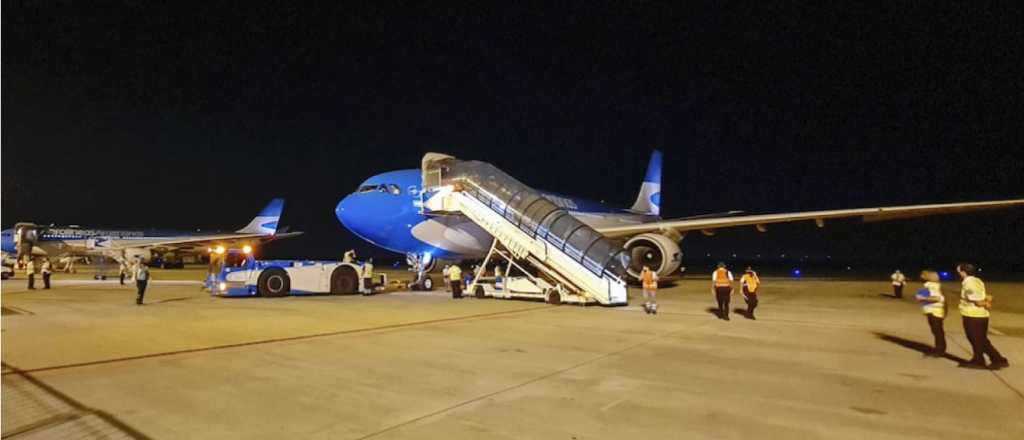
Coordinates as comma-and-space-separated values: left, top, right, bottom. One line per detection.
3, 3, 1022, 270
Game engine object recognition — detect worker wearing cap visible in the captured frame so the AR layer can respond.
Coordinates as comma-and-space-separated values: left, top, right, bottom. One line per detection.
740, 266, 760, 319
711, 262, 734, 320
25, 258, 36, 290
957, 263, 1009, 369
361, 258, 375, 295
449, 264, 463, 299
891, 269, 906, 298
640, 265, 658, 315
41, 259, 52, 290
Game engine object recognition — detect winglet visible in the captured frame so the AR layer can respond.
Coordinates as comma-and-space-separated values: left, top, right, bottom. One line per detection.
236, 198, 285, 235
630, 150, 662, 216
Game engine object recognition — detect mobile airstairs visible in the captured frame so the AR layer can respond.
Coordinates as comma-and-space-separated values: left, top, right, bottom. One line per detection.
419, 153, 629, 306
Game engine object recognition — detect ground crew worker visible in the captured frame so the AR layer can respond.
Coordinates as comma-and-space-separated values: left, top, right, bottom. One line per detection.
494, 263, 505, 291
640, 265, 658, 315
740, 267, 760, 319
915, 270, 946, 357
135, 261, 150, 305
119, 260, 129, 285
712, 262, 734, 320
442, 265, 451, 291
956, 263, 1009, 370
449, 264, 463, 298
41, 259, 52, 290
891, 269, 906, 298
343, 249, 356, 264
361, 258, 375, 295
25, 259, 36, 290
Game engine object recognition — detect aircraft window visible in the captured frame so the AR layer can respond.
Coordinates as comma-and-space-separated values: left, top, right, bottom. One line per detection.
357, 184, 401, 195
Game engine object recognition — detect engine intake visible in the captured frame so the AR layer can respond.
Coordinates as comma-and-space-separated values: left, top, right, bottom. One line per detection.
625, 233, 682, 279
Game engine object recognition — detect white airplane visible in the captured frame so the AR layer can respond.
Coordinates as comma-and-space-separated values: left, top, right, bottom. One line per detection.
336, 151, 1024, 282
2, 198, 301, 265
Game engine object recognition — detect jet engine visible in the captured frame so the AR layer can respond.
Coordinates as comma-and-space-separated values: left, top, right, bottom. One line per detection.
625, 233, 682, 279
123, 248, 152, 263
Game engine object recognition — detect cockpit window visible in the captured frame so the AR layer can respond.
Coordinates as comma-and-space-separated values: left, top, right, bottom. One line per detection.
357, 184, 401, 195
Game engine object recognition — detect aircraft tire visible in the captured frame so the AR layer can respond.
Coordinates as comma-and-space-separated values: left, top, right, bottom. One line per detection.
258, 268, 290, 297
422, 275, 434, 291
330, 266, 359, 294
475, 285, 485, 298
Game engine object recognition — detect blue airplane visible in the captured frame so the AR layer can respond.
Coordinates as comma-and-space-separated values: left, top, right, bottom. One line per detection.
336, 151, 1024, 287
2, 198, 300, 265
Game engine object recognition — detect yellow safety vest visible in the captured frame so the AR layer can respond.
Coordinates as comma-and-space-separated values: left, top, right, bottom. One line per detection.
920, 281, 945, 318
958, 276, 989, 318
741, 274, 759, 292
449, 266, 463, 281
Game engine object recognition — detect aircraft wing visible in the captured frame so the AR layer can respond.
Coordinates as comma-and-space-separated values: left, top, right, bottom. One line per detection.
594, 199, 1024, 238
101, 232, 303, 251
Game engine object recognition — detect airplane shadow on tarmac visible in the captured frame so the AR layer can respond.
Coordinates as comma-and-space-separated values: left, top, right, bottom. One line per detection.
873, 332, 969, 363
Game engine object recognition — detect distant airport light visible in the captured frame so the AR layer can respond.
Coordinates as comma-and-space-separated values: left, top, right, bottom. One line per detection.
792, 269, 802, 277
242, 245, 253, 254
940, 271, 951, 280
207, 247, 213, 253
215, 246, 226, 255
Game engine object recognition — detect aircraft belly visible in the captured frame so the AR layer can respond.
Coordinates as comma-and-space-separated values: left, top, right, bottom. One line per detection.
410, 217, 490, 256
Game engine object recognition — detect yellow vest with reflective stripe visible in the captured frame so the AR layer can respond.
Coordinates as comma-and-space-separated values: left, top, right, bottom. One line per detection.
958, 276, 989, 318
920, 281, 945, 318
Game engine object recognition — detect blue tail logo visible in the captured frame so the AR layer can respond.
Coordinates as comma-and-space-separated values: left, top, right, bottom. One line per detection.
236, 198, 285, 235
630, 150, 662, 216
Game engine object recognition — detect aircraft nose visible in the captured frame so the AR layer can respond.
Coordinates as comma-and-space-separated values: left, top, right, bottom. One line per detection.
336, 194, 375, 241
336, 195, 356, 230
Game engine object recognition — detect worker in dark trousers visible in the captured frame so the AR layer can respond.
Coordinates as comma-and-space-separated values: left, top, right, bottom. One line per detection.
119, 260, 129, 285
957, 263, 1009, 369
25, 259, 36, 290
740, 267, 760, 319
449, 264, 463, 298
711, 262, 734, 320
41, 259, 52, 289
915, 270, 946, 357
135, 261, 150, 305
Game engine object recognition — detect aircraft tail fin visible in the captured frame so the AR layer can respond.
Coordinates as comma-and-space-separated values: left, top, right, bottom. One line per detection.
629, 150, 662, 216
236, 198, 285, 234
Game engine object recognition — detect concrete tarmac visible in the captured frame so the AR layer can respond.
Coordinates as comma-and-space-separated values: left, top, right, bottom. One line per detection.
3, 271, 1023, 439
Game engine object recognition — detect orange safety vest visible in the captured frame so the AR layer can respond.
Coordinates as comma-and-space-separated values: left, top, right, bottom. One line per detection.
641, 270, 657, 289
713, 268, 732, 287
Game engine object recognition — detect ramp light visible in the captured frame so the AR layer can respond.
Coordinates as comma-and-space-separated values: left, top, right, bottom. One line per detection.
215, 246, 226, 255
242, 245, 252, 254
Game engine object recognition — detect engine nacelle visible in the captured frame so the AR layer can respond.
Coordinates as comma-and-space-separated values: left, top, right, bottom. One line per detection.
123, 248, 152, 263
625, 233, 682, 279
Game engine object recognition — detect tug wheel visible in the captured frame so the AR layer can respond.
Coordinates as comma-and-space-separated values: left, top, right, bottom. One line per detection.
258, 268, 290, 297
330, 266, 359, 294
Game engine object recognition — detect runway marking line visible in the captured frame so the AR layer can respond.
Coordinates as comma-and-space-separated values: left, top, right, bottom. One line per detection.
1, 304, 552, 376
